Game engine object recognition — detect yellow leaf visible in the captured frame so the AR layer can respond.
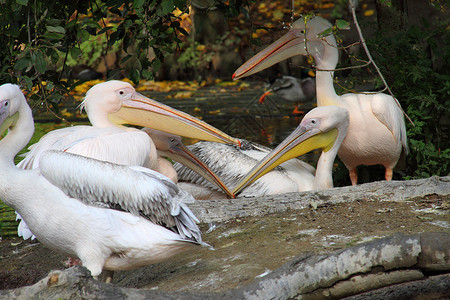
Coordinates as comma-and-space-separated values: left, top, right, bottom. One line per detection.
272, 9, 284, 21
321, 3, 335, 9
172, 91, 194, 99
196, 45, 206, 52
194, 107, 201, 112
364, 9, 375, 17
208, 109, 221, 115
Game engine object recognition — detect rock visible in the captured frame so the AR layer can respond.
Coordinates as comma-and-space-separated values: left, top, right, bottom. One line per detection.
1, 232, 449, 299
190, 176, 450, 223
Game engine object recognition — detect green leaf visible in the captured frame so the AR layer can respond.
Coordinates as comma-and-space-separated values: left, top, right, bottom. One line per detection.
161, 0, 174, 15
43, 31, 64, 40
129, 68, 140, 84
14, 58, 30, 70
336, 19, 350, 30
46, 25, 66, 34
22, 75, 33, 90
98, 26, 114, 35
33, 51, 47, 74
318, 28, 333, 38
70, 47, 82, 58
16, 0, 28, 5
133, 0, 145, 8
77, 29, 90, 43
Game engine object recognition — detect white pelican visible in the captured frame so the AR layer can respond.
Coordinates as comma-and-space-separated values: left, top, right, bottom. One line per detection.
174, 139, 316, 198
0, 83, 208, 277
18, 80, 240, 171
233, 106, 349, 195
16, 80, 238, 239
233, 16, 408, 185
259, 76, 315, 114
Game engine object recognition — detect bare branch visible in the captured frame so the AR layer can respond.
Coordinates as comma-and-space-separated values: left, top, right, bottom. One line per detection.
348, 0, 414, 126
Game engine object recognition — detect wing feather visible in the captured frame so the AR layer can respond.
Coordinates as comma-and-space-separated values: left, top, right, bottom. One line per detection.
175, 142, 313, 196
18, 126, 153, 169
39, 150, 201, 241
371, 94, 409, 155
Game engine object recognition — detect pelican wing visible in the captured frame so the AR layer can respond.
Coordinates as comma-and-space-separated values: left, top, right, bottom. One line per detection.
175, 142, 313, 196
370, 94, 409, 155
18, 126, 152, 169
39, 150, 201, 241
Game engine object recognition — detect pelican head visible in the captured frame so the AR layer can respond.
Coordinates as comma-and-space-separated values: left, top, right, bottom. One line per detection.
80, 80, 240, 146
233, 106, 349, 195
233, 16, 336, 80
0, 84, 26, 134
143, 128, 234, 198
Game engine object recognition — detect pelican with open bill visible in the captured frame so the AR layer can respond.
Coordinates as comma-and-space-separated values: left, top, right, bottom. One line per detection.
107, 84, 240, 146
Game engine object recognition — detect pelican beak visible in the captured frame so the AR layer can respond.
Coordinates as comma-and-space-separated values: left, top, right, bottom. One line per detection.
109, 92, 240, 146
159, 141, 235, 198
258, 90, 272, 104
233, 26, 318, 80
232, 125, 338, 195
0, 101, 17, 135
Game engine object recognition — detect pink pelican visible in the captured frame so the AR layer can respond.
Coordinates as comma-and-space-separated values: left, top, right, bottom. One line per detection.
0, 83, 208, 278
233, 16, 408, 185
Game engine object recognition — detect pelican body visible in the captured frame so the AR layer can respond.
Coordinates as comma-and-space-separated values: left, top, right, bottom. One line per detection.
0, 83, 206, 277
234, 16, 408, 185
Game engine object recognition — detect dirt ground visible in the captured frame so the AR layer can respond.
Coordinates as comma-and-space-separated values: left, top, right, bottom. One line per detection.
0, 194, 448, 293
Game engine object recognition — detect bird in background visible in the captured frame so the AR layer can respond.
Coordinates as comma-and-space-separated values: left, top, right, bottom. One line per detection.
259, 75, 316, 114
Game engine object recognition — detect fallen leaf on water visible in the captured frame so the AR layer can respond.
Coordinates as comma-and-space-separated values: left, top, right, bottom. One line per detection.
208, 109, 221, 115
166, 91, 194, 99
217, 81, 238, 87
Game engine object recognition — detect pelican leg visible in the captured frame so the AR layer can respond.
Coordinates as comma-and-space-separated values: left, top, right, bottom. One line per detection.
385, 168, 393, 181
349, 169, 358, 186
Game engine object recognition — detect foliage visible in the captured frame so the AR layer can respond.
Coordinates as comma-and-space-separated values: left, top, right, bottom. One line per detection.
367, 17, 450, 178
0, 0, 192, 107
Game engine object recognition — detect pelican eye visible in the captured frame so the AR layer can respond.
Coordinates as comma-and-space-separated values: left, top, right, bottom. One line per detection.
311, 119, 317, 124
119, 90, 124, 95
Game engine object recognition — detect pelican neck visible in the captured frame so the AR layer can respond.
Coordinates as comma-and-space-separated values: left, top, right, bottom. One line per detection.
314, 36, 342, 107
0, 102, 34, 163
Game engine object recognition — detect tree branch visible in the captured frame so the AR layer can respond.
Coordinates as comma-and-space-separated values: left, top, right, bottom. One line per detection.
348, 0, 414, 126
